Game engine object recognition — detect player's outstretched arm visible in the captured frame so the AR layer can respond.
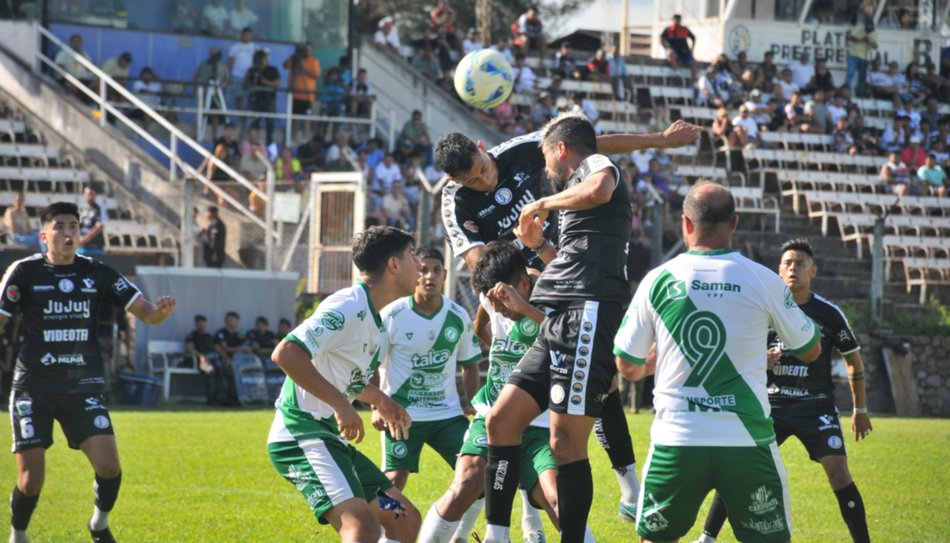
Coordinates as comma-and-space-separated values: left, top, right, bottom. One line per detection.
844, 350, 873, 441
272, 340, 365, 443
595, 119, 702, 154
129, 295, 177, 325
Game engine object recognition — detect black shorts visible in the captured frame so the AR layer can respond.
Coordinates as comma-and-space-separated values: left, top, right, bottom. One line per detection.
292, 99, 312, 115
771, 399, 846, 462
509, 301, 623, 417
9, 390, 115, 452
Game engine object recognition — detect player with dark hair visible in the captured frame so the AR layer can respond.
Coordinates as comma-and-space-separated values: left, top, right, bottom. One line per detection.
0, 202, 177, 543
421, 240, 588, 543
267, 225, 422, 543
614, 183, 822, 543
695, 238, 871, 543
437, 114, 701, 526
374, 246, 481, 494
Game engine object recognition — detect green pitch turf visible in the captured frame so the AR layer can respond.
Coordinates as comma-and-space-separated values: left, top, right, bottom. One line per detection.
0, 408, 947, 542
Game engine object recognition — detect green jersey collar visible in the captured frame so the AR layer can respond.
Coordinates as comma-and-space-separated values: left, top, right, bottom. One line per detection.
409, 294, 444, 320
356, 279, 383, 328
685, 248, 738, 256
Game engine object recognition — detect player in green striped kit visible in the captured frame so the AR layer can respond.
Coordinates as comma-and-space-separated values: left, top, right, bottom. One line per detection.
421, 241, 594, 543
376, 247, 482, 491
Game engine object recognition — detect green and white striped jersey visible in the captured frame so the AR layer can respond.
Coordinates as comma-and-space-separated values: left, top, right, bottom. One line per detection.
268, 281, 385, 444
378, 295, 481, 421
473, 295, 550, 428
613, 250, 819, 447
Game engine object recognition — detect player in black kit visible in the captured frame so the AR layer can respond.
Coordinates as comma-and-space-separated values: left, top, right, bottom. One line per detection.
0, 202, 177, 543
696, 238, 872, 543
437, 119, 702, 532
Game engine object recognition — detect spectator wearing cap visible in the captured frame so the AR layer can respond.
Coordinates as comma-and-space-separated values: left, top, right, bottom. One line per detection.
659, 14, 697, 81
374, 17, 401, 54
752, 50, 777, 93
917, 154, 948, 196
903, 135, 927, 170
846, 0, 877, 96
515, 7, 547, 61
744, 89, 771, 126
463, 29, 483, 54
228, 27, 257, 112
786, 51, 815, 90
101, 52, 132, 81
229, 0, 259, 36
512, 53, 537, 93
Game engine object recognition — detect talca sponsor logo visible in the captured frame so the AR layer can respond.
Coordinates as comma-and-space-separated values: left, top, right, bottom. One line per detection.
411, 349, 450, 369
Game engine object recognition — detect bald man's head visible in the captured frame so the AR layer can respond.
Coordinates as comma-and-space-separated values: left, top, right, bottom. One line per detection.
683, 182, 735, 227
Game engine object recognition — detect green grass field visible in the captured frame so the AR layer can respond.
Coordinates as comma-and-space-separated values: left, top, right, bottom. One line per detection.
1, 408, 948, 542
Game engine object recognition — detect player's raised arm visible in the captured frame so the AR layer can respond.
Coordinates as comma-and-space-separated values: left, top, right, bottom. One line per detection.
595, 119, 702, 154
128, 295, 177, 325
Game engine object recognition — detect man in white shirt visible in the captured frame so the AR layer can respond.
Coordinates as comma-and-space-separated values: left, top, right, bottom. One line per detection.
374, 17, 401, 54
228, 27, 257, 112
229, 0, 258, 36
732, 105, 759, 146
374, 153, 404, 195
775, 68, 800, 103
826, 93, 848, 126
55, 34, 94, 85
787, 51, 816, 90
512, 53, 536, 94
744, 89, 771, 126
201, 0, 229, 37
462, 28, 483, 55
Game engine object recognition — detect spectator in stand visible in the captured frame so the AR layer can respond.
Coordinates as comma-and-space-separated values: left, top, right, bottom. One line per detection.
640, 158, 673, 197
246, 316, 277, 360
785, 91, 813, 132
2, 192, 39, 249
240, 143, 268, 182
277, 318, 293, 340
923, 61, 949, 101
880, 151, 912, 195
827, 92, 848, 125
774, 68, 799, 104
247, 177, 267, 217
185, 314, 237, 406
214, 311, 251, 390
229, 0, 258, 36
463, 29, 483, 55
297, 135, 325, 175
608, 44, 632, 100
552, 42, 577, 79
78, 186, 106, 256
917, 153, 948, 196
228, 27, 257, 113
711, 107, 736, 147
193, 47, 230, 140
932, 140, 949, 164
733, 51, 756, 91
244, 50, 280, 145
512, 52, 537, 93
393, 138, 415, 166
429, 0, 457, 51
659, 14, 697, 81
411, 47, 442, 83
101, 52, 132, 82
321, 67, 347, 118
880, 114, 908, 153
491, 37, 515, 65
381, 181, 413, 230
568, 92, 599, 126
240, 126, 261, 156
358, 137, 385, 171
401, 153, 423, 207
200, 142, 233, 205
846, 0, 877, 96
920, 97, 941, 130
752, 50, 778, 94
284, 42, 320, 144
586, 48, 610, 83
55, 34, 94, 97
531, 91, 556, 125
216, 123, 241, 168
374, 17, 401, 55
766, 98, 787, 132
903, 135, 927, 171
868, 60, 900, 99
833, 117, 854, 153
325, 131, 353, 166
130, 67, 165, 131
696, 68, 725, 108
435, 67, 456, 96
897, 98, 921, 132
786, 51, 815, 90
172, 0, 198, 33
201, 0, 230, 37
804, 57, 834, 95
732, 105, 760, 148
904, 62, 931, 103
374, 152, 403, 196
349, 68, 373, 117
804, 90, 833, 134
515, 7, 547, 61
200, 205, 226, 267
274, 147, 302, 189
400, 110, 433, 166
744, 89, 770, 126
918, 119, 934, 149
546, 74, 566, 99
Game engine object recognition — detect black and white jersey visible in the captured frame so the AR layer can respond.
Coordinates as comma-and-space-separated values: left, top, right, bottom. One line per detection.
531, 154, 632, 305
767, 293, 860, 404
441, 131, 558, 268
0, 254, 142, 394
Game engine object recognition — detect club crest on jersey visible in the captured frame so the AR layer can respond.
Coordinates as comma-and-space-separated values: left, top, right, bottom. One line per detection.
667, 280, 687, 301
518, 318, 538, 336
391, 442, 408, 458
319, 311, 345, 331
444, 327, 460, 342
550, 384, 565, 404
5, 285, 19, 302
93, 415, 111, 429
828, 435, 843, 449
494, 188, 513, 205
58, 278, 74, 293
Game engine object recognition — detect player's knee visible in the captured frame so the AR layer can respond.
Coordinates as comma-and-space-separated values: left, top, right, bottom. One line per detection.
17, 472, 44, 496
339, 507, 380, 542
825, 462, 853, 489
451, 471, 483, 503
387, 470, 409, 491
485, 411, 510, 441
549, 428, 584, 464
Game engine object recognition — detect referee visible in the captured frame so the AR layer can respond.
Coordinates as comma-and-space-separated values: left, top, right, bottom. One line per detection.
0, 202, 176, 543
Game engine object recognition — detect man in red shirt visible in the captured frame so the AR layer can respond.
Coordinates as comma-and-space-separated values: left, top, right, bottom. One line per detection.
659, 14, 697, 81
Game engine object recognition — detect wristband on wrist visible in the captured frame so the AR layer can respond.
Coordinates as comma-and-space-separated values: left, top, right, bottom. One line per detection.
530, 239, 548, 252
853, 407, 867, 414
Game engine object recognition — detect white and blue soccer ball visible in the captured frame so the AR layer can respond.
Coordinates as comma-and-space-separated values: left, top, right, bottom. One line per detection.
453, 49, 514, 110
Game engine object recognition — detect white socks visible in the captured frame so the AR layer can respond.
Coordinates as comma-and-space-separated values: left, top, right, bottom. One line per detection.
584, 525, 596, 543
419, 503, 461, 543
452, 497, 484, 542
483, 524, 509, 543
520, 489, 544, 539
614, 463, 640, 505
8, 529, 27, 543
697, 535, 716, 543
89, 506, 109, 531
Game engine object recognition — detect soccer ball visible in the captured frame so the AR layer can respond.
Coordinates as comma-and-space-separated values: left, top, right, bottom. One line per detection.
454, 50, 514, 110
